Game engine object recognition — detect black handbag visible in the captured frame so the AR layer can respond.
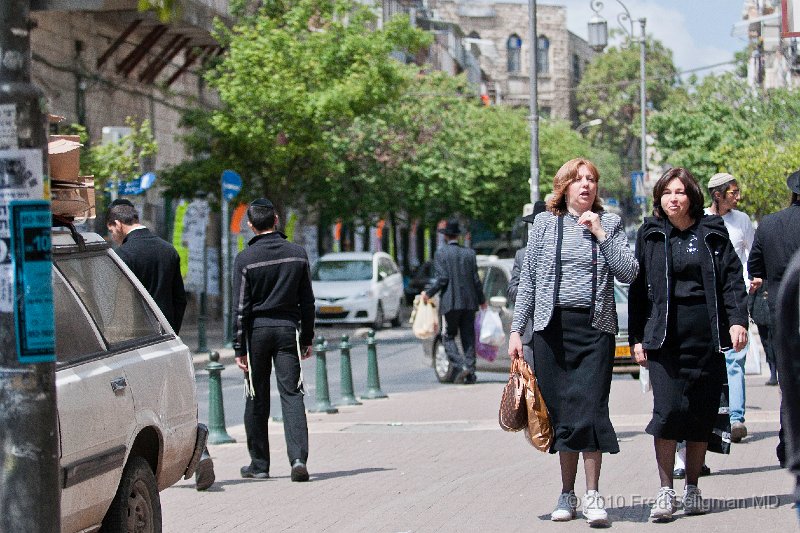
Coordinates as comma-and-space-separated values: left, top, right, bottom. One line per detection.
747, 283, 771, 326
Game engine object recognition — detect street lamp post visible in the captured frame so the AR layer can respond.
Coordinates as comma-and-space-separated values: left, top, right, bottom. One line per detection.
528, 0, 539, 203
588, 0, 647, 220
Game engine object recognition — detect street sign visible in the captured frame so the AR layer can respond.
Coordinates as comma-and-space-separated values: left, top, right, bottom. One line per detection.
631, 171, 646, 204
221, 170, 242, 201
118, 172, 156, 195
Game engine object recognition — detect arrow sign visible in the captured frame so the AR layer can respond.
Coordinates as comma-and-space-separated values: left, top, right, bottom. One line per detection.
221, 170, 242, 201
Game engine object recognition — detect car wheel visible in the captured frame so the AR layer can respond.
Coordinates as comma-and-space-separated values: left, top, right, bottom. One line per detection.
372, 302, 384, 330
433, 339, 455, 383
390, 301, 402, 327
101, 456, 162, 533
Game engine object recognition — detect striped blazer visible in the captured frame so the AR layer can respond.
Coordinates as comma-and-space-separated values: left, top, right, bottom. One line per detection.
511, 211, 638, 335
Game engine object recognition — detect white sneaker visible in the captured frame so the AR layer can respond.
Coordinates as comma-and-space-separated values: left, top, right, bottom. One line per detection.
683, 485, 708, 515
582, 490, 609, 526
649, 487, 677, 521
551, 491, 577, 521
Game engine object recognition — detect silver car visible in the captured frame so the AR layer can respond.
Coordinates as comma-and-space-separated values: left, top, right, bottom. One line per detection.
422, 255, 638, 381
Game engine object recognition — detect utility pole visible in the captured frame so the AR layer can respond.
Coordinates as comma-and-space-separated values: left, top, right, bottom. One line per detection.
0, 1, 61, 532
528, 0, 539, 202
638, 17, 648, 221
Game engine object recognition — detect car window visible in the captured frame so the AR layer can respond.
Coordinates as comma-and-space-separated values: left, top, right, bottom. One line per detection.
313, 260, 372, 281
378, 258, 397, 278
56, 253, 162, 347
53, 268, 105, 363
478, 265, 488, 283
483, 266, 509, 300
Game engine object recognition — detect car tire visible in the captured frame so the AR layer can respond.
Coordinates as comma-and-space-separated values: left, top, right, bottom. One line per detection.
390, 301, 402, 327
372, 302, 384, 331
433, 338, 455, 383
101, 456, 162, 533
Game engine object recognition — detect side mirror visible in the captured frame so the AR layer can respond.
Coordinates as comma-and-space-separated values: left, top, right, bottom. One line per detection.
489, 296, 507, 308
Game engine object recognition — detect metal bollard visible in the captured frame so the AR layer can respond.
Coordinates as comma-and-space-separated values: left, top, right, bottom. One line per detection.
206, 351, 236, 444
336, 335, 362, 406
361, 330, 388, 399
309, 337, 338, 413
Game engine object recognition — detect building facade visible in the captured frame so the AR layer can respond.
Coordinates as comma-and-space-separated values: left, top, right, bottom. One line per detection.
425, 0, 595, 121
736, 0, 800, 89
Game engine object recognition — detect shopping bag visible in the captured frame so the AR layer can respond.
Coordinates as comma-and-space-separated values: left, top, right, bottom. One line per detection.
474, 310, 499, 362
412, 297, 439, 340
479, 307, 506, 347
499, 358, 527, 432
518, 359, 553, 452
708, 382, 732, 455
639, 366, 651, 393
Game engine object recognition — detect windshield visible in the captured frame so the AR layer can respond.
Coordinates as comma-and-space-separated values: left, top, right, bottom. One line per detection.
313, 260, 373, 281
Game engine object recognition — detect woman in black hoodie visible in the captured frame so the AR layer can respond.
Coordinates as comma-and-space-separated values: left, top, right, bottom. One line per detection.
629, 168, 749, 521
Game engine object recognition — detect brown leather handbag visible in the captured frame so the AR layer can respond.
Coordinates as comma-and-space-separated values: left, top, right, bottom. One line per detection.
498, 358, 527, 432
518, 359, 553, 452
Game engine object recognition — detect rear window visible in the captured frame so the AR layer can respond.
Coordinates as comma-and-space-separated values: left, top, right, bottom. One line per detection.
313, 260, 372, 281
56, 253, 162, 347
53, 268, 105, 363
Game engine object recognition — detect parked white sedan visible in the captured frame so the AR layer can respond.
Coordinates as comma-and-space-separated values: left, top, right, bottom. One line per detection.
312, 251, 404, 329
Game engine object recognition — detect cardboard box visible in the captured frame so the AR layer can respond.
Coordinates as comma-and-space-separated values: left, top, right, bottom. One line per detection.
48, 138, 82, 182
51, 178, 95, 219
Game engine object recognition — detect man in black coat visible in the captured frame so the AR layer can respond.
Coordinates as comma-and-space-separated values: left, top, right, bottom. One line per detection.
106, 199, 214, 490
232, 198, 315, 482
421, 219, 486, 384
106, 200, 187, 333
776, 248, 800, 523
748, 170, 800, 470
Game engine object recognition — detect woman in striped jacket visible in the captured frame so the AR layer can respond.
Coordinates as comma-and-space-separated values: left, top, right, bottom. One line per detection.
508, 158, 638, 526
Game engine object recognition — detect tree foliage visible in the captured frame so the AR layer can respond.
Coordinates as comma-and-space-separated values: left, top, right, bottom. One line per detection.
576, 35, 679, 169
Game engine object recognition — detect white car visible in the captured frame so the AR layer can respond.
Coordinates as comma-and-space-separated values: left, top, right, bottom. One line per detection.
53, 228, 206, 532
312, 251, 404, 329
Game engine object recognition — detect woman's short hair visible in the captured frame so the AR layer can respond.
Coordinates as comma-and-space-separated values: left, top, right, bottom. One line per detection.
546, 158, 603, 216
652, 167, 705, 220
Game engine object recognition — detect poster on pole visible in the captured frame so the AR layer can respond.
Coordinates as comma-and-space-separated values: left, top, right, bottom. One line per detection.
182, 199, 210, 293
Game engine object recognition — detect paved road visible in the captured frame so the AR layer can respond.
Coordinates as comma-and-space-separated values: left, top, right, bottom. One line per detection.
165, 320, 795, 532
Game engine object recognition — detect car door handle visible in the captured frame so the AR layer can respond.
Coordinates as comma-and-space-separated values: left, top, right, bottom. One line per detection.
110, 377, 128, 393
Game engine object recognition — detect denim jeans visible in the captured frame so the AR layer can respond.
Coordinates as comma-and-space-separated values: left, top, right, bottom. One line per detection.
725, 342, 748, 423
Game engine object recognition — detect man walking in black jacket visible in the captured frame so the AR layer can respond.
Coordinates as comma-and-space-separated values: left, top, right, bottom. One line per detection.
106, 199, 215, 490
233, 198, 315, 481
421, 219, 486, 384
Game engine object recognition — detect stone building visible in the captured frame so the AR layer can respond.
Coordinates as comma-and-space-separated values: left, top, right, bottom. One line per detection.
29, 0, 230, 230
426, 0, 596, 121
735, 0, 800, 89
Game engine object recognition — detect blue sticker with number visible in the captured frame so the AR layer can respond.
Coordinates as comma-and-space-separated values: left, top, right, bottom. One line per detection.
10, 200, 55, 364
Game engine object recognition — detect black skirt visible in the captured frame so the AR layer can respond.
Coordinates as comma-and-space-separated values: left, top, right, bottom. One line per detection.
533, 307, 619, 454
645, 299, 726, 442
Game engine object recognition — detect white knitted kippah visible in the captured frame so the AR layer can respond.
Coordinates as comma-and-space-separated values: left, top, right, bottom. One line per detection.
707, 172, 736, 189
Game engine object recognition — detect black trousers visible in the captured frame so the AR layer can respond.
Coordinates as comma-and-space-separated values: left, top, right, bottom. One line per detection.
244, 326, 308, 474
443, 309, 477, 372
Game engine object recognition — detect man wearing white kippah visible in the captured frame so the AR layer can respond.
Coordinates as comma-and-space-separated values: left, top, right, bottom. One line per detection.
705, 172, 759, 444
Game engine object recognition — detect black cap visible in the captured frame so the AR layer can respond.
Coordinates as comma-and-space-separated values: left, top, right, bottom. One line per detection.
438, 218, 461, 236
521, 200, 547, 224
250, 198, 274, 208
787, 170, 800, 195
109, 198, 134, 208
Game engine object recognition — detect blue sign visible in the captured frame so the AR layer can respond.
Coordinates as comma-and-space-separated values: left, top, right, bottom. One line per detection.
631, 171, 646, 204
10, 201, 55, 364
221, 170, 242, 201
118, 172, 157, 196
605, 197, 619, 207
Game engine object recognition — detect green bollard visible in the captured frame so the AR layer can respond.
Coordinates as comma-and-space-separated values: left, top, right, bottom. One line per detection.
206, 351, 236, 444
361, 330, 388, 399
309, 337, 338, 414
336, 335, 362, 406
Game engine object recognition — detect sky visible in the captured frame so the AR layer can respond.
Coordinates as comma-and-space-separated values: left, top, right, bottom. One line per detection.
529, 0, 749, 77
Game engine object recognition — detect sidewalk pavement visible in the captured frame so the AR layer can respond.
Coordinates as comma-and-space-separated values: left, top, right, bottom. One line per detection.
161, 362, 795, 532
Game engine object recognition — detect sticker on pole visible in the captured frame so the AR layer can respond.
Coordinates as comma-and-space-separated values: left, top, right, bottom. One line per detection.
221, 170, 242, 201
10, 200, 55, 364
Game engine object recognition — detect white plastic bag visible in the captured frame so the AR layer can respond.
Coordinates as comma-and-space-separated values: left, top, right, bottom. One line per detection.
479, 307, 506, 347
639, 366, 651, 394
412, 298, 439, 340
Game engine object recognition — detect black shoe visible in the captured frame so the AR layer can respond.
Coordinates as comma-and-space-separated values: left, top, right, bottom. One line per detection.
240, 465, 269, 479
464, 373, 477, 384
766, 377, 779, 386
291, 459, 309, 482
673, 468, 685, 479
453, 367, 470, 384
700, 464, 711, 477
195, 451, 215, 490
